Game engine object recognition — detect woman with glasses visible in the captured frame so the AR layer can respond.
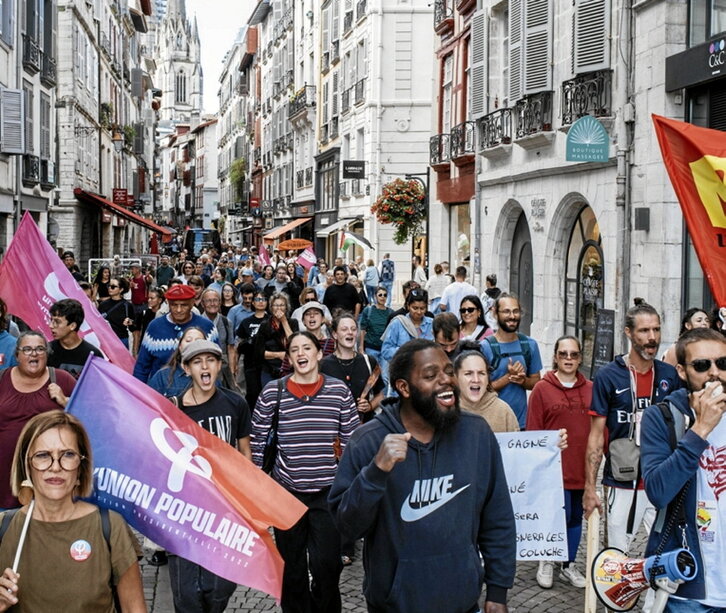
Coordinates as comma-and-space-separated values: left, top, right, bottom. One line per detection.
98, 277, 135, 348
526, 336, 591, 590
237, 290, 270, 408
458, 295, 490, 341
0, 411, 145, 612
92, 265, 112, 304
179, 261, 196, 284
254, 293, 299, 387
358, 286, 394, 360
0, 331, 76, 510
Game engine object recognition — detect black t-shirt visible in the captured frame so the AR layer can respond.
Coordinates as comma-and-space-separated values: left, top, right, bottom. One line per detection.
323, 283, 361, 314
133, 307, 157, 338
320, 353, 384, 423
98, 299, 134, 339
176, 388, 251, 447
47, 339, 104, 378
236, 314, 269, 361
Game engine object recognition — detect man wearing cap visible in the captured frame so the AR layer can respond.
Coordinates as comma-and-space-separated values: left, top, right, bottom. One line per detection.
167, 338, 251, 612
133, 283, 218, 383
62, 251, 85, 283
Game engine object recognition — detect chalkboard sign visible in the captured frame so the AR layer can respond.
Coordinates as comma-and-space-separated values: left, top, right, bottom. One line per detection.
590, 309, 615, 379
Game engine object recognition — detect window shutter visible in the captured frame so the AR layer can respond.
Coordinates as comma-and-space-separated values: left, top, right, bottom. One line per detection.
523, 0, 551, 94
132, 68, 143, 98
332, 71, 339, 116
1, 88, 25, 154
133, 121, 144, 154
2, 0, 15, 47
323, 82, 329, 123
509, 0, 522, 102
470, 9, 487, 119
37, 0, 44, 50
332, 0, 340, 41
322, 7, 330, 50
574, 0, 610, 73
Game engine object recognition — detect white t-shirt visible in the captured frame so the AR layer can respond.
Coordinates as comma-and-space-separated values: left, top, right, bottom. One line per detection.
695, 414, 726, 606
440, 281, 478, 318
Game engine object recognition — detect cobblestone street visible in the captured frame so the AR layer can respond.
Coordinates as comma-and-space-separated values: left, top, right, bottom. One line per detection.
140, 523, 648, 612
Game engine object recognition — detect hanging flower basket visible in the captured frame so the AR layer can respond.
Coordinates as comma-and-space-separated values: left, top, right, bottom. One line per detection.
371, 178, 426, 245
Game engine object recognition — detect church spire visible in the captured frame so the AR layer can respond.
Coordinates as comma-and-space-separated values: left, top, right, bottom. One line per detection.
166, 0, 186, 21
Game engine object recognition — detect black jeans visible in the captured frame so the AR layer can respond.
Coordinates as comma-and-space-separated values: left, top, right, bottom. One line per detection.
167, 554, 237, 613
274, 488, 343, 613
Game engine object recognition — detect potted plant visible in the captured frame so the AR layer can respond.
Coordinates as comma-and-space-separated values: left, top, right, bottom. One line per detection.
371, 178, 426, 245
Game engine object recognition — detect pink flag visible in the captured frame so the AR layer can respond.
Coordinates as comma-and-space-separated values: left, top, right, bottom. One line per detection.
67, 357, 307, 601
0, 212, 135, 372
258, 247, 272, 267
296, 247, 316, 270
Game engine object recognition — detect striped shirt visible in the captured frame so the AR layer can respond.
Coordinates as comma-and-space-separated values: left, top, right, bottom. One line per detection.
251, 375, 359, 493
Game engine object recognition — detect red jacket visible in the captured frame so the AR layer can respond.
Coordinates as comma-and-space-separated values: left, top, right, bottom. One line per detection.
527, 370, 592, 489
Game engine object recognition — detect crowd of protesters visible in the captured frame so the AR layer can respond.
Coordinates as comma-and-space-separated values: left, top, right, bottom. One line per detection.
0, 241, 724, 613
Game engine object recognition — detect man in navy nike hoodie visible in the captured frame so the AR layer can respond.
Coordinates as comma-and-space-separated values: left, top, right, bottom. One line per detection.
329, 339, 515, 613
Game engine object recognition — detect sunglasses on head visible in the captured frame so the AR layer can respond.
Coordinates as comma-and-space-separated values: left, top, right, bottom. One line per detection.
557, 350, 581, 359
460, 307, 478, 314
686, 357, 726, 373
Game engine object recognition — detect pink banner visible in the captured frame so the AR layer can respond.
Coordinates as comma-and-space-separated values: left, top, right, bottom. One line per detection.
67, 357, 307, 600
0, 213, 136, 372
296, 247, 316, 270
258, 247, 271, 267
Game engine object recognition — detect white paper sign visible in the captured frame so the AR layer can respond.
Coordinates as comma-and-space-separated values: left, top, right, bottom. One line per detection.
495, 430, 568, 561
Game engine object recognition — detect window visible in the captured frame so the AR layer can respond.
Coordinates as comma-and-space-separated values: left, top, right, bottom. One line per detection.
509, 0, 552, 100
23, 81, 33, 154
176, 71, 187, 103
690, 0, 726, 45
442, 54, 453, 133
0, 0, 15, 46
40, 92, 49, 158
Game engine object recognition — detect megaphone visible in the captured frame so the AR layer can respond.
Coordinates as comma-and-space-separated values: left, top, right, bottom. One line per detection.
591, 547, 697, 612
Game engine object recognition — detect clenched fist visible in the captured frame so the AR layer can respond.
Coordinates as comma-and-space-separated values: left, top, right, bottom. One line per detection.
374, 433, 412, 472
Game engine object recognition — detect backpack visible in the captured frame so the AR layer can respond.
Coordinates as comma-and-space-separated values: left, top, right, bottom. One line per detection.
380, 259, 395, 282
485, 333, 532, 371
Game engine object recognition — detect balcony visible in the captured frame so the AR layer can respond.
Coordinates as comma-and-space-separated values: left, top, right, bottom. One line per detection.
344, 11, 353, 33
339, 181, 350, 199
514, 91, 554, 149
476, 108, 513, 159
296, 169, 304, 189
356, 0, 367, 20
331, 40, 340, 65
450, 121, 475, 164
429, 133, 451, 168
40, 53, 57, 87
289, 85, 316, 121
22, 35, 40, 74
433, 0, 453, 34
40, 159, 55, 188
253, 147, 261, 165
330, 116, 339, 139
305, 167, 313, 186
22, 154, 40, 186
342, 89, 350, 114
561, 69, 613, 126
354, 78, 366, 105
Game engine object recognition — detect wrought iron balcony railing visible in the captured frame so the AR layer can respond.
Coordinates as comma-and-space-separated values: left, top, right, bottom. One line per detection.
429, 133, 451, 166
514, 91, 553, 139
450, 121, 475, 159
22, 35, 40, 74
357, 0, 367, 20
305, 167, 313, 186
40, 53, 57, 87
289, 85, 316, 119
297, 169, 304, 189
433, 0, 453, 30
22, 154, 40, 185
342, 89, 350, 114
476, 108, 513, 149
561, 70, 612, 125
354, 78, 366, 104
339, 181, 349, 198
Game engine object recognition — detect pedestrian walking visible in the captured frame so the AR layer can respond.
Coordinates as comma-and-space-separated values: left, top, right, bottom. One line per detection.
363, 259, 380, 303
92, 265, 112, 304
98, 277, 135, 349
378, 253, 395, 307
424, 262, 451, 313
323, 267, 362, 318
146, 325, 207, 398
251, 331, 359, 613
439, 266, 477, 316
458, 295, 490, 341
254, 293, 299, 387
236, 290, 270, 409
358, 286, 394, 361
661, 307, 710, 366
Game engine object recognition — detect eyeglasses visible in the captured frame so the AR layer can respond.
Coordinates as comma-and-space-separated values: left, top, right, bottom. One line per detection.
19, 345, 47, 355
253, 297, 267, 302
108, 284, 120, 289
498, 308, 521, 316
30, 450, 84, 471
460, 307, 478, 314
557, 351, 581, 359
685, 357, 726, 373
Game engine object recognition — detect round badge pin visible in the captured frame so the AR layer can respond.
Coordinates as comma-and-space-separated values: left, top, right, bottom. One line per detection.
69, 539, 92, 561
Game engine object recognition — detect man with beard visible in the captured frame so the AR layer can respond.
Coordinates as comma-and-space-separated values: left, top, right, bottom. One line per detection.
583, 301, 681, 559
480, 294, 543, 428
640, 327, 726, 610
329, 339, 515, 613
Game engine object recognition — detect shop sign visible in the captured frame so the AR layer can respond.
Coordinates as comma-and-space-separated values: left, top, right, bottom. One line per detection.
112, 188, 128, 206
666, 37, 726, 91
565, 116, 609, 163
101, 210, 112, 223
342, 160, 365, 179
530, 198, 546, 218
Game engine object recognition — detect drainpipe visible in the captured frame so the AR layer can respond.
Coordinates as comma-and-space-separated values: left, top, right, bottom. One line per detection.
372, 0, 384, 254
14, 9, 23, 233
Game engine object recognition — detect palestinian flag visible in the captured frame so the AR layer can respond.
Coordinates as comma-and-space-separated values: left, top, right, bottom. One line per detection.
339, 231, 373, 251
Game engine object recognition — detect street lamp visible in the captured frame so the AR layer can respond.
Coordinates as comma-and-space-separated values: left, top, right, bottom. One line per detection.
111, 127, 125, 153
405, 169, 431, 270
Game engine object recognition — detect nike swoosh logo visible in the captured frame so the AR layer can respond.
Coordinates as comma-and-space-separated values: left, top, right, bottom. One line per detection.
615, 387, 629, 394
400, 485, 471, 522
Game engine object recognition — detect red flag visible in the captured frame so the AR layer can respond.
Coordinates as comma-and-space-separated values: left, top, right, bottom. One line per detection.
67, 357, 307, 601
653, 115, 726, 306
0, 213, 136, 372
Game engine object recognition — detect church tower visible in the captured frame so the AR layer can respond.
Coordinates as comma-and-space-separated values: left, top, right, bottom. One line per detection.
154, 0, 203, 122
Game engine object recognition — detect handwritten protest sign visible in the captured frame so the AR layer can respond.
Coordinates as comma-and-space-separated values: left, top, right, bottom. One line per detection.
495, 430, 567, 561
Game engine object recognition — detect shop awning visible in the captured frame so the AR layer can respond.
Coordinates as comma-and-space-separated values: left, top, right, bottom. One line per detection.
263, 217, 312, 242
316, 217, 361, 238
74, 188, 172, 238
